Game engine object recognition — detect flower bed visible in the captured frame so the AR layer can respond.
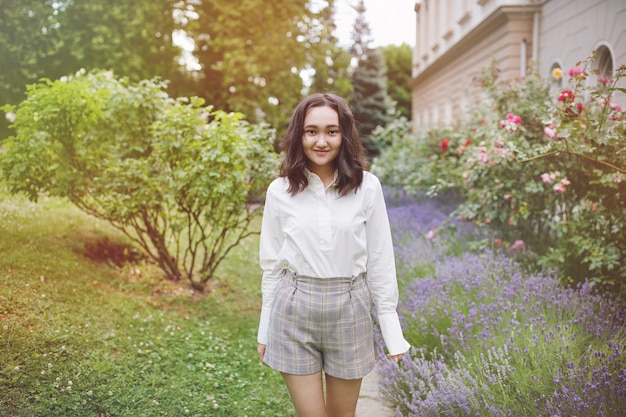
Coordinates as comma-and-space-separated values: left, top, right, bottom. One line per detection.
377, 195, 626, 416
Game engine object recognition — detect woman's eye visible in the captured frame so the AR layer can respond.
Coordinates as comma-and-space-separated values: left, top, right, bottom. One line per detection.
305, 129, 316, 135
328, 130, 339, 135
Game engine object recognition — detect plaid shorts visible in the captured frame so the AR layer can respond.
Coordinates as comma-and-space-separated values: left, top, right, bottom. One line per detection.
264, 270, 375, 380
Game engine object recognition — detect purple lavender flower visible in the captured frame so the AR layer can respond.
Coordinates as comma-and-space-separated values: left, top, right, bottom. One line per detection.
377, 190, 626, 416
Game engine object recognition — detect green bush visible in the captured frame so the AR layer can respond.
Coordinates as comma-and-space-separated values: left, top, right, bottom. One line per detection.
375, 55, 626, 287
0, 70, 280, 289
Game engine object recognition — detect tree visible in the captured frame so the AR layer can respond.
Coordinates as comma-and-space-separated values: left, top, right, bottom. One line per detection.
0, 70, 279, 289
0, 0, 187, 139
187, 0, 316, 131
381, 44, 412, 119
0, 1, 60, 138
349, 0, 372, 62
348, 0, 391, 157
351, 47, 392, 144
306, 0, 353, 99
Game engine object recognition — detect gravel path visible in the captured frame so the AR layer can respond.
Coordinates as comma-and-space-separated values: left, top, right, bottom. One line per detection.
356, 370, 395, 417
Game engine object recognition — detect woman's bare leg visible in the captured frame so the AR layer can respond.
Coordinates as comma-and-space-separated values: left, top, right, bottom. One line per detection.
282, 372, 326, 417
325, 374, 362, 417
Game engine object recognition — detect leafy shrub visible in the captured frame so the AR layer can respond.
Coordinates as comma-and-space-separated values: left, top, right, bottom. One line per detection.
375, 54, 626, 286
0, 70, 279, 288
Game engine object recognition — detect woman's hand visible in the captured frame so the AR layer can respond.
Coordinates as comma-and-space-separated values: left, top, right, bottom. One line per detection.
257, 344, 267, 366
388, 353, 403, 363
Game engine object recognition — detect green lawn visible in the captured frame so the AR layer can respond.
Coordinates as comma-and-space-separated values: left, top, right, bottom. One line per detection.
0, 190, 293, 416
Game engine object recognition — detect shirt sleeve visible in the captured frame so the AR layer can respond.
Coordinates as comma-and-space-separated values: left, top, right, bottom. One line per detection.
257, 183, 284, 345
365, 175, 411, 355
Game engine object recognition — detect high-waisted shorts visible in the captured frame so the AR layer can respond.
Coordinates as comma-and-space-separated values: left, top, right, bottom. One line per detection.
264, 270, 375, 380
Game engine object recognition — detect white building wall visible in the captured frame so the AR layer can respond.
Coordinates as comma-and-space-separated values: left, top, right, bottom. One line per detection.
538, 0, 626, 106
411, 0, 626, 128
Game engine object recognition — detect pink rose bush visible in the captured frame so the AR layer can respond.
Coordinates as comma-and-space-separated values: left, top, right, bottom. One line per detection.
499, 113, 522, 131
374, 54, 625, 284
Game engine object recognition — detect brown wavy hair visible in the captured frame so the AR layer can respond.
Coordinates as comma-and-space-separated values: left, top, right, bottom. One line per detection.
279, 93, 368, 196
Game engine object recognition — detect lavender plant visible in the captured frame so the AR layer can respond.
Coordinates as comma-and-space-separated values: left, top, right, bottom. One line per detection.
379, 220, 626, 417
385, 188, 478, 285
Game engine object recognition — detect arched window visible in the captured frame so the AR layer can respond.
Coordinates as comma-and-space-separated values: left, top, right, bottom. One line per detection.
549, 61, 563, 87
593, 44, 614, 85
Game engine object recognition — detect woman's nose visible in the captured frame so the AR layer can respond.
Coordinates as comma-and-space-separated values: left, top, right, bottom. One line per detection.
316, 134, 328, 146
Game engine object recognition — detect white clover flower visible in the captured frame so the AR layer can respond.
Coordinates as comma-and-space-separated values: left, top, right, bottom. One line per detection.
5, 111, 16, 123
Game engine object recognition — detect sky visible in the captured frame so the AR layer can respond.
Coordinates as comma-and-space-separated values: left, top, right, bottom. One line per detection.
334, 0, 416, 47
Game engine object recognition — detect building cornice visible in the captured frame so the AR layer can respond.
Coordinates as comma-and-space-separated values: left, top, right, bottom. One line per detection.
412, 4, 542, 87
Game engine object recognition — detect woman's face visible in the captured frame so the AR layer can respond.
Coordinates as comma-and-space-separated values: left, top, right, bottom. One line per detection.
301, 105, 342, 172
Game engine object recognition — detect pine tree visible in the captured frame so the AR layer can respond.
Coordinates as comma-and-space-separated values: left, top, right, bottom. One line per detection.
349, 0, 391, 157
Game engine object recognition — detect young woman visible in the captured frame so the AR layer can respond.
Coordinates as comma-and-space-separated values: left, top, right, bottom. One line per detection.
257, 93, 410, 417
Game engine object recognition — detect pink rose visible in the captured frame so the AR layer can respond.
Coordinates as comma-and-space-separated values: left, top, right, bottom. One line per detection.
507, 240, 526, 252
544, 126, 557, 138
568, 67, 583, 77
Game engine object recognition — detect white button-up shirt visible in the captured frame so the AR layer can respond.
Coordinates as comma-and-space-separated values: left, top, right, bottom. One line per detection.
257, 170, 410, 355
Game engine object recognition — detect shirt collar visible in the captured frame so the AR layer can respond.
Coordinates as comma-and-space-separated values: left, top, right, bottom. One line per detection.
305, 168, 338, 188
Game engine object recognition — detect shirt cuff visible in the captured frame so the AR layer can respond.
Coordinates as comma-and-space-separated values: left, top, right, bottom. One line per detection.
257, 305, 272, 345
378, 311, 411, 355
